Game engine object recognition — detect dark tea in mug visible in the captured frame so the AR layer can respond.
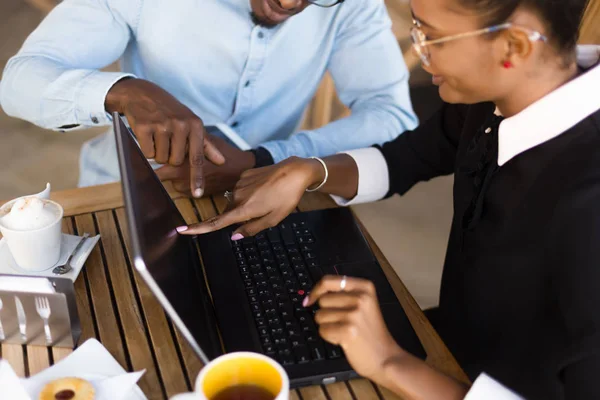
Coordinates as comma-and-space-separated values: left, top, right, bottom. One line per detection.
210, 384, 276, 400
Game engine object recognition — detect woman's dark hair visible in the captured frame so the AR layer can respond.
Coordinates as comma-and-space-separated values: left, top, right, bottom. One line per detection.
461, 0, 590, 59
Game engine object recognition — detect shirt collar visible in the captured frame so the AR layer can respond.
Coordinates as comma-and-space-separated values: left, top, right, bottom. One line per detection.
497, 45, 600, 166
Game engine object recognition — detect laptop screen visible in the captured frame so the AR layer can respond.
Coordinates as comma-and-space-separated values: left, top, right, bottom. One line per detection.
113, 114, 222, 363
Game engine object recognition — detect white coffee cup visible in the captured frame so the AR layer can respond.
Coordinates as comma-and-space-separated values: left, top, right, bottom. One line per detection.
0, 198, 64, 271
170, 352, 289, 400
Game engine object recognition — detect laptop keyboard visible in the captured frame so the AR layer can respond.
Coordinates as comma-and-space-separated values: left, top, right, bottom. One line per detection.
233, 220, 344, 365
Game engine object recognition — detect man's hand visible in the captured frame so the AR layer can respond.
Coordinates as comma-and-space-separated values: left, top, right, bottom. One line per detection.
105, 78, 225, 197
156, 134, 256, 196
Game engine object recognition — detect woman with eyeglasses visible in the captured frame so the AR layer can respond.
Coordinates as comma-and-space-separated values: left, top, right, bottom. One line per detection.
177, 0, 600, 397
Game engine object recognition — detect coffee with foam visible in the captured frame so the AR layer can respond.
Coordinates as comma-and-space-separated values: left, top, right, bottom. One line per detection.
0, 197, 60, 231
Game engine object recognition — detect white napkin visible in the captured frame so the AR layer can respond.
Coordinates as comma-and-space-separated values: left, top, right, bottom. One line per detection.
0, 339, 146, 399
0, 360, 30, 400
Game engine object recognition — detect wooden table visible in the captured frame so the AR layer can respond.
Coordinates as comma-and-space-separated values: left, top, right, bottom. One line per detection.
0, 183, 467, 399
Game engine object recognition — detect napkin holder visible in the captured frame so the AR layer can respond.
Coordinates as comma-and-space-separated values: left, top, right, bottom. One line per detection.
0, 274, 81, 348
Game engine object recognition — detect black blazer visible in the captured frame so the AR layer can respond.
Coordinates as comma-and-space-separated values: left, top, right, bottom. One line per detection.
378, 101, 600, 399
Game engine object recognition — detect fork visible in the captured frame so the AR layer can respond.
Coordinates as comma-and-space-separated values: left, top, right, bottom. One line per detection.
0, 297, 4, 341
35, 297, 52, 344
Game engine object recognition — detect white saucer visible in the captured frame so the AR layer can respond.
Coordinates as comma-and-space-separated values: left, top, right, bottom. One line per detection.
0, 233, 100, 281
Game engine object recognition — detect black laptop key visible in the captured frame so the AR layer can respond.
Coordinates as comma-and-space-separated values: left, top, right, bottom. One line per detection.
310, 345, 325, 361
267, 228, 281, 243
244, 280, 254, 288
247, 288, 256, 296
258, 327, 269, 336
281, 310, 293, 320
290, 254, 303, 262
242, 273, 251, 281
294, 346, 311, 364
275, 293, 288, 303
290, 336, 305, 348
297, 236, 315, 244
254, 311, 264, 319
249, 295, 259, 303
279, 223, 295, 245
307, 259, 320, 268
271, 327, 284, 336
261, 336, 272, 346
294, 228, 311, 236
286, 246, 299, 255
235, 251, 245, 260
280, 354, 295, 366
256, 317, 266, 328
251, 303, 261, 312
237, 259, 248, 267
268, 317, 281, 326
325, 344, 343, 359
254, 272, 266, 281
262, 298, 275, 308
296, 312, 310, 324
306, 334, 319, 343
255, 232, 266, 240
264, 344, 276, 354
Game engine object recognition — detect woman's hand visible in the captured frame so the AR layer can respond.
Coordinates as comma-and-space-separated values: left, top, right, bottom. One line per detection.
176, 157, 325, 238
304, 275, 405, 381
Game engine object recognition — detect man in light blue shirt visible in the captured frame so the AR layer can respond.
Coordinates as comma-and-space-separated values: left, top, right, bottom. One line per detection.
0, 0, 417, 196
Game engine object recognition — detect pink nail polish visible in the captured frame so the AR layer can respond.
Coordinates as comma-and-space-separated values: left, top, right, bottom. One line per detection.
176, 226, 188, 233
231, 233, 244, 241
302, 297, 309, 307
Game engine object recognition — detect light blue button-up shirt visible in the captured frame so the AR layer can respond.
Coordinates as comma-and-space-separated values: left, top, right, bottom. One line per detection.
0, 0, 417, 187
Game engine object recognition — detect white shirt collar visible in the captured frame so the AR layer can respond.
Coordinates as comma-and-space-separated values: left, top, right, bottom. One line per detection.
497, 45, 600, 166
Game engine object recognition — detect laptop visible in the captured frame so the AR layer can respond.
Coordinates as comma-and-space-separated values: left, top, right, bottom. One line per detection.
113, 113, 426, 388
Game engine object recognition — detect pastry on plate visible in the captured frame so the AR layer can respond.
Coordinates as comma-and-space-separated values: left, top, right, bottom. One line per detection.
38, 377, 95, 400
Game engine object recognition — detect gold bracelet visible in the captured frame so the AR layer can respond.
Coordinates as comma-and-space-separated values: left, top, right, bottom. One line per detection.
306, 157, 328, 192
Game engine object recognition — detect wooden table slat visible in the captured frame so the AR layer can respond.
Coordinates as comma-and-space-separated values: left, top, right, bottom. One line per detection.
73, 215, 125, 361
94, 210, 165, 398
1, 344, 25, 377
26, 347, 50, 376
51, 348, 73, 364
212, 194, 228, 215
114, 207, 191, 397
289, 390, 302, 400
323, 382, 355, 400
298, 385, 329, 400
348, 380, 384, 400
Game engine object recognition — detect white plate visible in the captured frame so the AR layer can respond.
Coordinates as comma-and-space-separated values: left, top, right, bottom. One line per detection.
0, 234, 100, 281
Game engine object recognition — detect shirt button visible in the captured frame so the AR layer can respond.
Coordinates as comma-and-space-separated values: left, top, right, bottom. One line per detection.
232, 122, 239, 128
91, 116, 99, 124
257, 31, 264, 39
245, 80, 251, 87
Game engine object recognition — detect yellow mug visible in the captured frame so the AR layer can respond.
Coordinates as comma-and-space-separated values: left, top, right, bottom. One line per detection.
186, 352, 289, 400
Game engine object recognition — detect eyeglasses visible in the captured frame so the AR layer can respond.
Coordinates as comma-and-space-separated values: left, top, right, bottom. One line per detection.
410, 21, 548, 66
307, 0, 344, 7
